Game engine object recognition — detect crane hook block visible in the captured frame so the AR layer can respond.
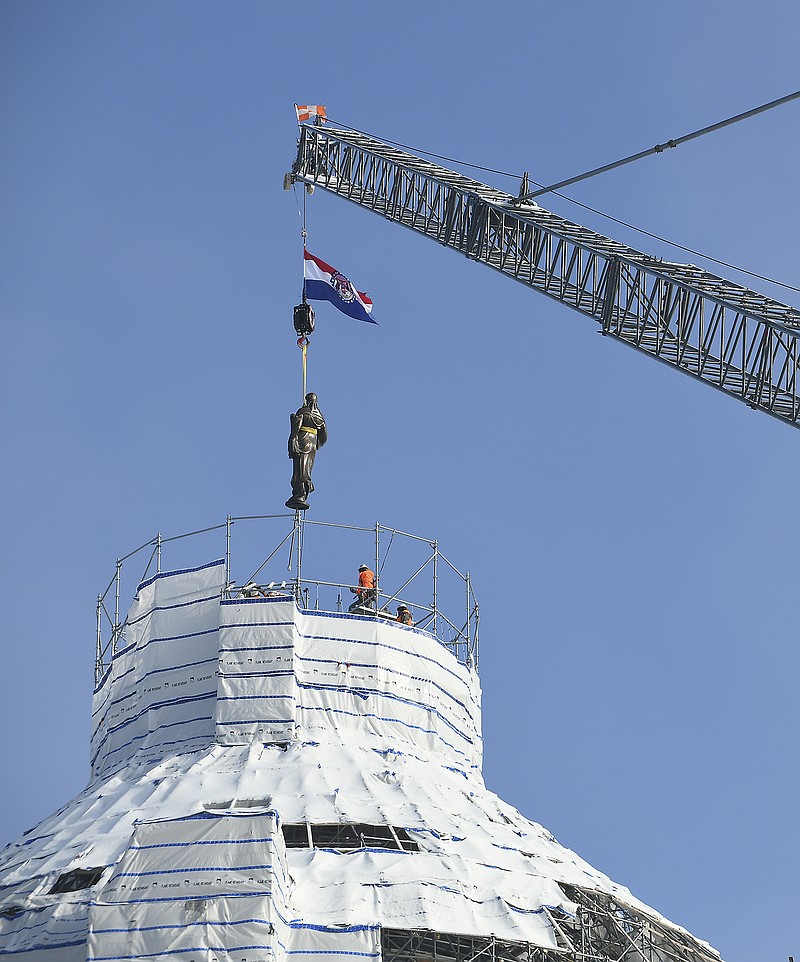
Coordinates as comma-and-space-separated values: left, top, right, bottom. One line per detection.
293, 302, 315, 338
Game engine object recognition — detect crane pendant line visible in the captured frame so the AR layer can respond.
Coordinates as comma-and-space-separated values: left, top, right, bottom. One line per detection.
519, 88, 800, 201
289, 123, 800, 429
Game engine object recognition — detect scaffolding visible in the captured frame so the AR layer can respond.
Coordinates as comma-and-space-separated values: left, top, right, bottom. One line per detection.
95, 514, 479, 683
380, 883, 720, 962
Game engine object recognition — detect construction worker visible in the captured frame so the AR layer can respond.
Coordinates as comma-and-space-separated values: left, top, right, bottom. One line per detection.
395, 605, 413, 626
239, 582, 265, 598
349, 564, 376, 612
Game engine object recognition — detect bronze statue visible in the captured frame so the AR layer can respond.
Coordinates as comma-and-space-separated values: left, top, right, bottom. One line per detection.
285, 392, 327, 510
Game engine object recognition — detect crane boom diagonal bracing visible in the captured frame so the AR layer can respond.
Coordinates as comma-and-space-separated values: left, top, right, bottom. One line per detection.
290, 124, 800, 428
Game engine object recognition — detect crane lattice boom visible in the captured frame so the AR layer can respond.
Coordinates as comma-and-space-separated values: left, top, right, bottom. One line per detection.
290, 123, 800, 428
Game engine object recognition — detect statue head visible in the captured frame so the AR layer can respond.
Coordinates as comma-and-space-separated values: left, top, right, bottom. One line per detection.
304, 392, 318, 409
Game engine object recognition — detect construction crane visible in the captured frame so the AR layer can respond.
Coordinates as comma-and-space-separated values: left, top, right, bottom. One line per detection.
287, 122, 800, 429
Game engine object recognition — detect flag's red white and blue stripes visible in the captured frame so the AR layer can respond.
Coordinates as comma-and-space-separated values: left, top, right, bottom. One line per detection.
303, 250, 376, 325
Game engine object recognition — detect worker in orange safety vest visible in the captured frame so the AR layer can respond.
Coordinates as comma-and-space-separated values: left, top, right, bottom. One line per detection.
349, 564, 376, 611
395, 605, 413, 626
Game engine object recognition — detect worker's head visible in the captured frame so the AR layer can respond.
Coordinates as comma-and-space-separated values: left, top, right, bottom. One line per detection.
358, 564, 369, 572
397, 605, 408, 613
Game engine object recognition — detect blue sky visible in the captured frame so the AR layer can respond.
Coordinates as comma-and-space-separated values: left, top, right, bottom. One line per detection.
1, 3, 798, 959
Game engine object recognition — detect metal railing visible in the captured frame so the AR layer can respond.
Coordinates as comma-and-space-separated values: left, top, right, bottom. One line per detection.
95, 514, 479, 684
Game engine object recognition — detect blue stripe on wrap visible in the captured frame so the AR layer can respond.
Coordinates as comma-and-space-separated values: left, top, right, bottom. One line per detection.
136, 558, 225, 593
296, 681, 473, 744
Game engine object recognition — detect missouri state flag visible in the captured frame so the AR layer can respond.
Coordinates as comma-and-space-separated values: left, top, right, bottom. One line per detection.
303, 250, 376, 324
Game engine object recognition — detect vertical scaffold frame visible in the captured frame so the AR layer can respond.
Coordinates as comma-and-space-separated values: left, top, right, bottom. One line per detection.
380, 880, 721, 962
94, 514, 479, 684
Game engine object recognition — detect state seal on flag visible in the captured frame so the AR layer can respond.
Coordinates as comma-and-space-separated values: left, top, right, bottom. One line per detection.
330, 271, 356, 303
303, 248, 376, 324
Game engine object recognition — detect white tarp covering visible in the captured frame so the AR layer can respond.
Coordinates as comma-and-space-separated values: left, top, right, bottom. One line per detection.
293, 607, 482, 771
0, 561, 720, 961
88, 810, 286, 962
288, 849, 561, 947
216, 597, 298, 744
86, 808, 383, 962
90, 560, 225, 778
216, 597, 482, 772
0, 899, 88, 961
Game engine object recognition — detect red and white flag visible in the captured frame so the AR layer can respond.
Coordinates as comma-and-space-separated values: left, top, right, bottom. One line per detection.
295, 104, 327, 124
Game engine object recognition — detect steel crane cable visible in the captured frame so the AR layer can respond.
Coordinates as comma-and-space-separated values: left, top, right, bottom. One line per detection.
543, 188, 800, 296
323, 116, 521, 179
322, 102, 800, 296
520, 89, 800, 200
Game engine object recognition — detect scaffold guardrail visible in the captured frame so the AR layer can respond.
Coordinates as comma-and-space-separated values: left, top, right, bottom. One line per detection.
95, 514, 479, 683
